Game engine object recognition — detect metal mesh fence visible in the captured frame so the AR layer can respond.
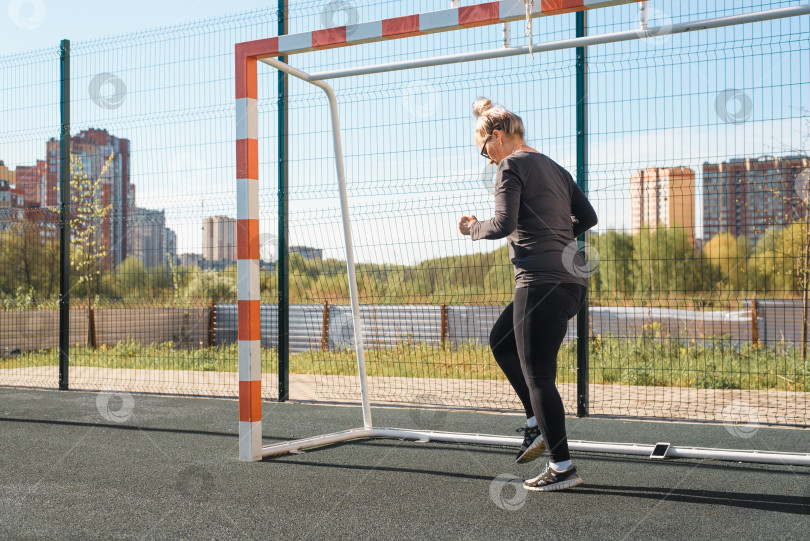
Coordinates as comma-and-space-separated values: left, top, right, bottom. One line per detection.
0, 6, 298, 398
582, 1, 809, 424
1, 1, 808, 426
275, 0, 810, 424
1, 45, 62, 389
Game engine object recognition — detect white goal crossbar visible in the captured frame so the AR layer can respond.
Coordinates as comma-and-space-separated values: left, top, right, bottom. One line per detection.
235, 2, 810, 465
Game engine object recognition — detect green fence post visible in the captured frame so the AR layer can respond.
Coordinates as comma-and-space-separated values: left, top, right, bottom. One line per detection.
58, 39, 71, 391
575, 12, 589, 417
277, 0, 290, 402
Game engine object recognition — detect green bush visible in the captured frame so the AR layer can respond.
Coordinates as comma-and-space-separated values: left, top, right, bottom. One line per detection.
182, 270, 236, 302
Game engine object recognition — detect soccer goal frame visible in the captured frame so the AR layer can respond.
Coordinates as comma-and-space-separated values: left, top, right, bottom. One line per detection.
235, 1, 810, 465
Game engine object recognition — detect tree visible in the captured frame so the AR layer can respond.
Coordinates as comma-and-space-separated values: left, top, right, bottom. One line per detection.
0, 219, 60, 305
101, 256, 173, 299
799, 222, 810, 359
772, 221, 810, 358
183, 270, 236, 302
69, 152, 114, 347
632, 225, 705, 301
779, 112, 810, 358
597, 230, 635, 301
798, 120, 810, 359
482, 245, 513, 304
702, 232, 751, 294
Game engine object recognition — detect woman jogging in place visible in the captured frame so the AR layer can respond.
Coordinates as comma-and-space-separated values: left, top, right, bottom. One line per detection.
458, 98, 597, 492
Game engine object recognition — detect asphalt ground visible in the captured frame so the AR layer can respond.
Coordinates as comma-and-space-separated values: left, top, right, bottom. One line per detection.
0, 387, 808, 540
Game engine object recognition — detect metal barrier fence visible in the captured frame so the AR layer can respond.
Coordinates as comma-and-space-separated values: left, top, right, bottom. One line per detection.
215, 302, 793, 351
1, 1, 808, 426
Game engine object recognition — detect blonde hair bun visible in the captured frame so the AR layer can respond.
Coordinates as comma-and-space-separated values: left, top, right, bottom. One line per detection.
472, 97, 494, 117
472, 98, 525, 140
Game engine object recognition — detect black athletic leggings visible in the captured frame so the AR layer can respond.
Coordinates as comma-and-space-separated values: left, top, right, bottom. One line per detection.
489, 282, 586, 463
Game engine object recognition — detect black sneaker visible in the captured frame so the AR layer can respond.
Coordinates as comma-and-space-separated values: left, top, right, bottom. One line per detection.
515, 425, 546, 464
524, 463, 583, 492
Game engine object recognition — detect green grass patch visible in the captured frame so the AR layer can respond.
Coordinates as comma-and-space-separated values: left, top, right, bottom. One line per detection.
2, 335, 807, 392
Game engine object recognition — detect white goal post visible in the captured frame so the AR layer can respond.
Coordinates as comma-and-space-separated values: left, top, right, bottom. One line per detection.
235, 1, 810, 465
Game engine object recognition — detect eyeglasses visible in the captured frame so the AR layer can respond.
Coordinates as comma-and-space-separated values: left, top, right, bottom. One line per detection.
480, 134, 492, 160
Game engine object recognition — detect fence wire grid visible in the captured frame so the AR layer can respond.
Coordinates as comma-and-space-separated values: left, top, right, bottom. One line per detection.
1, 1, 809, 427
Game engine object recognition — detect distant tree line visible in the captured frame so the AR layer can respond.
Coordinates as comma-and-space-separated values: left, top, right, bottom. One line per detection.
277, 221, 810, 308
2, 222, 807, 309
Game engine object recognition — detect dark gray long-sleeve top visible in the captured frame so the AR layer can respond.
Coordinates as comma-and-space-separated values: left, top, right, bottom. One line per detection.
470, 151, 598, 288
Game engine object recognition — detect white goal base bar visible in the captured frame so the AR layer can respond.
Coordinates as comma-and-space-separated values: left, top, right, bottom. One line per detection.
261, 428, 810, 466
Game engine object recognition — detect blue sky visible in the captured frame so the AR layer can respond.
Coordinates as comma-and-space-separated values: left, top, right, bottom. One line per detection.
0, 1, 277, 54
1, 1, 808, 262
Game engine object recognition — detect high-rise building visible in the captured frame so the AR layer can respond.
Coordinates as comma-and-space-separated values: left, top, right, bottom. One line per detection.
163, 227, 177, 266
203, 216, 237, 263
629, 167, 696, 245
703, 156, 809, 242
129, 207, 166, 269
46, 129, 131, 269
15, 160, 45, 206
